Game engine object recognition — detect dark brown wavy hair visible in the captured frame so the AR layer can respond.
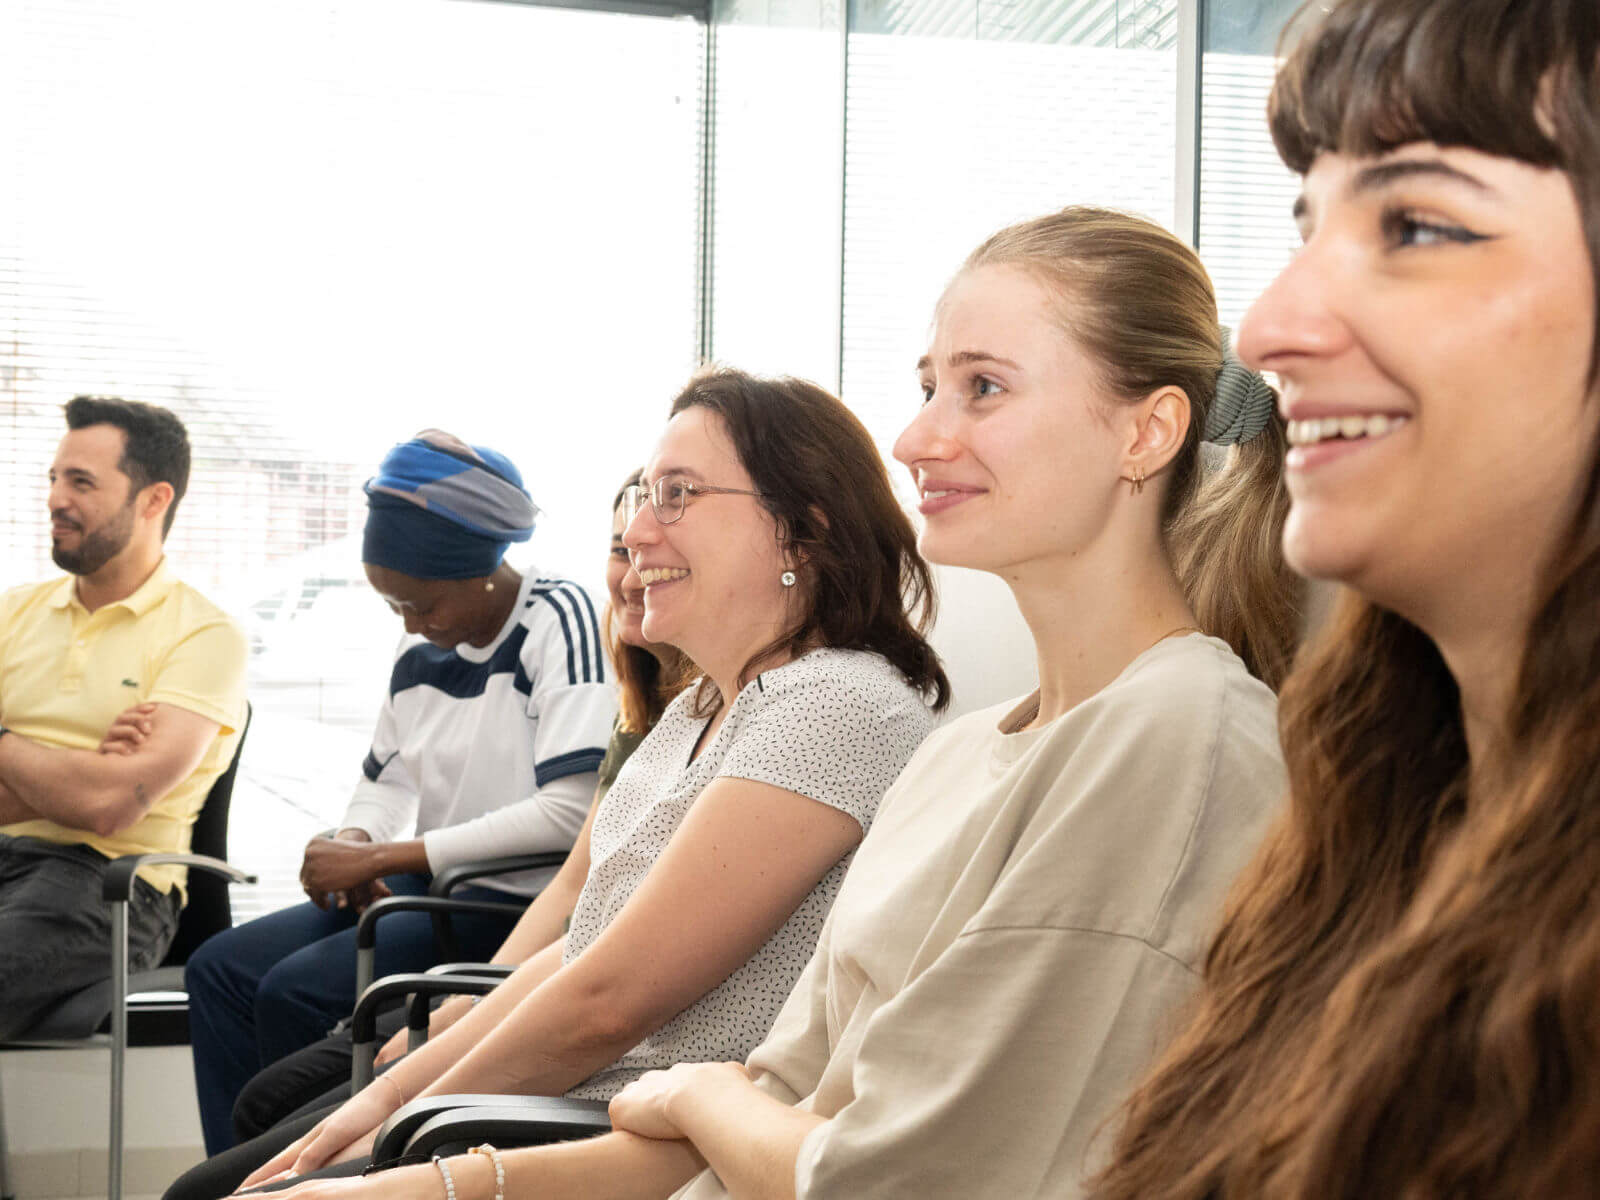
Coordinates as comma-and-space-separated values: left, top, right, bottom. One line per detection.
669, 367, 950, 713
1093, 2, 1600, 1197
963, 207, 1302, 687
605, 469, 691, 734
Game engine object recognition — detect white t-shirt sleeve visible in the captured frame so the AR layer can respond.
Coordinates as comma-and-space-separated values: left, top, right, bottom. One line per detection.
340, 658, 421, 842
422, 769, 595, 868
423, 580, 614, 869
522, 581, 616, 787
718, 661, 931, 833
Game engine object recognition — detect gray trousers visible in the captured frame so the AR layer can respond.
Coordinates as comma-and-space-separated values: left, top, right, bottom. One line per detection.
0, 834, 180, 1040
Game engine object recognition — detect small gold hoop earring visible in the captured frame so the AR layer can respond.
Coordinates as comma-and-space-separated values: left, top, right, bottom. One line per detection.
1128, 465, 1146, 496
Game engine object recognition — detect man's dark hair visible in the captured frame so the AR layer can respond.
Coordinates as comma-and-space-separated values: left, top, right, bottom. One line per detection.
64, 395, 191, 538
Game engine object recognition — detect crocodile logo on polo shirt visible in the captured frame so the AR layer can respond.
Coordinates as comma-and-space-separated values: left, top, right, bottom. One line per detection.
121, 678, 139, 687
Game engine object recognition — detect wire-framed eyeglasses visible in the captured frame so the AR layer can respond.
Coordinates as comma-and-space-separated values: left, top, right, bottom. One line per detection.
622, 474, 768, 527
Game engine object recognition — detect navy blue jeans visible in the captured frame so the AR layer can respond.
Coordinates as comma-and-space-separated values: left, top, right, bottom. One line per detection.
184, 873, 522, 1155
0, 835, 180, 1039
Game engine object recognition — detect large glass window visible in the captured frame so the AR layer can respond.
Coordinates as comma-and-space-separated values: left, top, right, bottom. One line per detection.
2, 0, 1319, 919
2, 0, 706, 919
706, 0, 1183, 719
1196, 0, 1303, 327
841, 0, 1180, 457
706, 0, 846, 390
708, 0, 1183, 452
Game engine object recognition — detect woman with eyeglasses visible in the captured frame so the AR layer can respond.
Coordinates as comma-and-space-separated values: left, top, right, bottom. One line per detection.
253, 209, 1297, 1200
168, 369, 948, 1198
201, 470, 695, 1155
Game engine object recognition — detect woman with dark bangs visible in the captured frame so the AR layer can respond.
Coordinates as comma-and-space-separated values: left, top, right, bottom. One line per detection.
1093, 0, 1600, 1196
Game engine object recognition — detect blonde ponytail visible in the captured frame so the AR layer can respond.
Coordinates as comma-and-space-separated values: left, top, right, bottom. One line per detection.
1170, 419, 1298, 688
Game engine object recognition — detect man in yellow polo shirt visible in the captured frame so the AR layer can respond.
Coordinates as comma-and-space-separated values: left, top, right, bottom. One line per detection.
0, 395, 248, 1039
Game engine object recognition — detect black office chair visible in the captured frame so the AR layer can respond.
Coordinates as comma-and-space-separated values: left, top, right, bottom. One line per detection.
373, 1093, 612, 1163
346, 851, 566, 1089
0, 707, 254, 1200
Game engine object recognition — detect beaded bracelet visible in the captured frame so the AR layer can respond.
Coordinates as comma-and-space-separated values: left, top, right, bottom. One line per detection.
470, 1143, 506, 1200
432, 1155, 457, 1200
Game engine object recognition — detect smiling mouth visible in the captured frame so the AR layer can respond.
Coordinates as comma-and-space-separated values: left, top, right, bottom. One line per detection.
916, 486, 982, 515
638, 567, 690, 586
1286, 414, 1409, 447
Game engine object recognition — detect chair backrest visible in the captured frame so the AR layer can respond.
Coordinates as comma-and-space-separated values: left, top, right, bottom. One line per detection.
161, 703, 252, 966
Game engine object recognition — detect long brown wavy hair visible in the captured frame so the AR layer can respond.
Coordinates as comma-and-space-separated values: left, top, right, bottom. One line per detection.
1093, 2, 1600, 1196
669, 367, 950, 714
963, 208, 1302, 687
605, 469, 691, 733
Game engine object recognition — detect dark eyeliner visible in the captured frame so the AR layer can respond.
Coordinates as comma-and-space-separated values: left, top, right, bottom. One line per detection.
1381, 208, 1490, 247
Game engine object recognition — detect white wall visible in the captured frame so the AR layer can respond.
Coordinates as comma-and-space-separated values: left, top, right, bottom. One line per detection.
0, 1048, 203, 1199
927, 565, 1037, 721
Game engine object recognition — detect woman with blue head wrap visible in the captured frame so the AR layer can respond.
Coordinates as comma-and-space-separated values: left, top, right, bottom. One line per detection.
360, 429, 539, 647
183, 431, 616, 1157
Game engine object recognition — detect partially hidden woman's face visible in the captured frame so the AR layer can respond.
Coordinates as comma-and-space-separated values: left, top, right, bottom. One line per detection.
894, 263, 1127, 576
623, 406, 791, 663
364, 562, 497, 649
607, 501, 648, 648
1237, 143, 1599, 620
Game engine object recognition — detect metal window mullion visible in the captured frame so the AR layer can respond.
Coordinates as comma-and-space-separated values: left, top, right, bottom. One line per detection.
834, 0, 851, 397
696, 15, 717, 364
1176, 0, 1203, 246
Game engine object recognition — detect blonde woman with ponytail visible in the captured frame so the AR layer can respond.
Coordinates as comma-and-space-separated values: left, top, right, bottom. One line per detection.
270, 207, 1298, 1200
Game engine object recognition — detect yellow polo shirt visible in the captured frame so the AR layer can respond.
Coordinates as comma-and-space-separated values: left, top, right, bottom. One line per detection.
0, 560, 248, 896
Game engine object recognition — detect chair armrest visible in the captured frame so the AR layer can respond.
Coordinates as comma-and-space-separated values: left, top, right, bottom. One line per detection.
354, 895, 526, 997
349, 973, 502, 1091
406, 965, 515, 1051
428, 852, 568, 899
424, 962, 516, 980
102, 853, 256, 903
373, 1095, 612, 1164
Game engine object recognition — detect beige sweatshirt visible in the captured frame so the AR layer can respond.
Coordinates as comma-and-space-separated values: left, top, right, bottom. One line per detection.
671, 634, 1284, 1199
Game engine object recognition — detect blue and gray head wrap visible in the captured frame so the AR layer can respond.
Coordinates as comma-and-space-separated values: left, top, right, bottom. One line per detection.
1204, 328, 1277, 446
362, 429, 539, 581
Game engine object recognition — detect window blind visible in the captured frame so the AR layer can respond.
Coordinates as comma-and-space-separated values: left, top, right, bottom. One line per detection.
2, 0, 706, 919
1197, 49, 1299, 329
840, 0, 1180, 468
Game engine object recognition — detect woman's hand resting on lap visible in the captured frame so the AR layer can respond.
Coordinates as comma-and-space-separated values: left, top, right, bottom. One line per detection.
249, 1161, 443, 1200
238, 1081, 403, 1189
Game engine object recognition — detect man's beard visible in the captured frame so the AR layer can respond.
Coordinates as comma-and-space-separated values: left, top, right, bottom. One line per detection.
51, 499, 137, 576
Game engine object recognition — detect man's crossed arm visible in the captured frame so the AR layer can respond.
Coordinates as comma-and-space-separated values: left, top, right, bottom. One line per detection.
0, 703, 220, 838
